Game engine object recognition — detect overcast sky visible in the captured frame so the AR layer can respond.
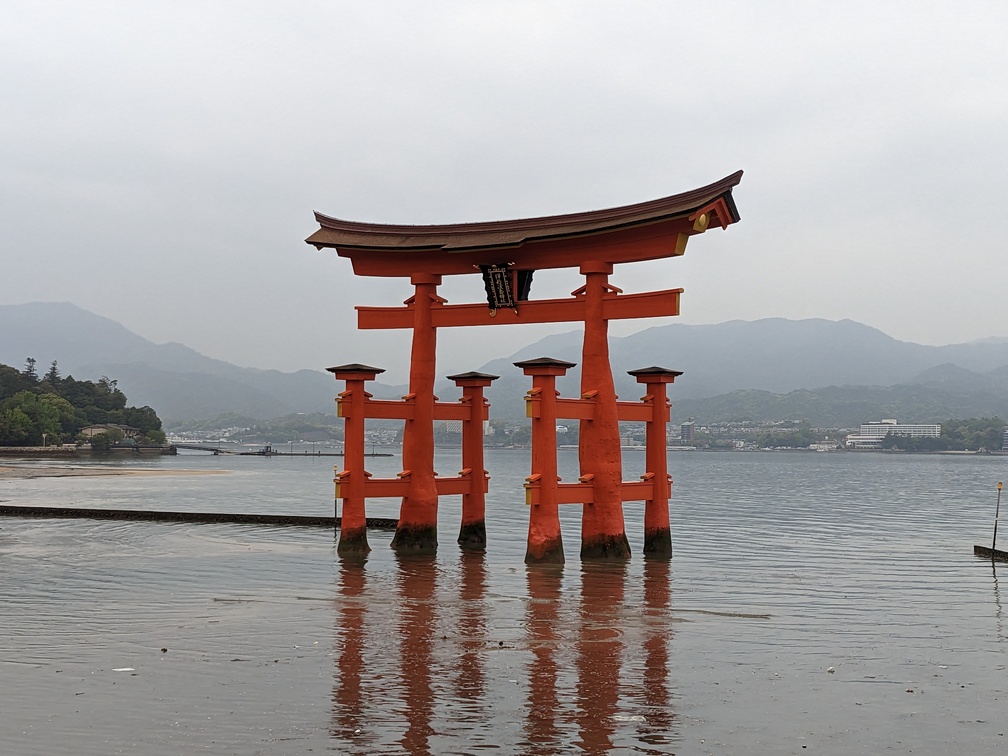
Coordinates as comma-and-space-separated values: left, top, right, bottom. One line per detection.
3, 1, 1006, 382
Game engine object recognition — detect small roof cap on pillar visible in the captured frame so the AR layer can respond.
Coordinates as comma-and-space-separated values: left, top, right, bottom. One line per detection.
627, 366, 683, 383
514, 357, 577, 370
514, 357, 577, 376
446, 370, 500, 383
326, 363, 385, 378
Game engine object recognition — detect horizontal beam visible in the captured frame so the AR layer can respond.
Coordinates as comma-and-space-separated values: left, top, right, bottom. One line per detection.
524, 480, 595, 506
335, 473, 485, 499
432, 402, 486, 422
527, 397, 667, 422
338, 397, 414, 420
326, 215, 706, 277
555, 397, 596, 420
335, 476, 408, 499
433, 474, 484, 496
523, 479, 659, 506
338, 398, 487, 422
615, 401, 653, 422
620, 480, 656, 503
357, 288, 683, 330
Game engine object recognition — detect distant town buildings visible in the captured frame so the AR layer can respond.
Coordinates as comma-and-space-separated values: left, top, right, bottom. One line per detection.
680, 418, 695, 444
809, 440, 842, 452
444, 420, 493, 436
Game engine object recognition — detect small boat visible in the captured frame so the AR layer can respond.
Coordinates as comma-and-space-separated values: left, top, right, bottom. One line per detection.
973, 544, 1008, 563
975, 482, 1006, 562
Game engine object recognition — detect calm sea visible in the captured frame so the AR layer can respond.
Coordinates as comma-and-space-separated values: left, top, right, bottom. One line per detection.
1, 448, 1006, 754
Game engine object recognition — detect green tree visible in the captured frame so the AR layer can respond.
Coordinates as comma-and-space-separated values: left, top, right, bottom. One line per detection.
0, 407, 33, 445
0, 390, 77, 445
0, 363, 35, 398
86, 428, 124, 451
879, 417, 1005, 452
117, 405, 165, 444
46, 360, 60, 386
96, 376, 127, 411
0, 360, 166, 447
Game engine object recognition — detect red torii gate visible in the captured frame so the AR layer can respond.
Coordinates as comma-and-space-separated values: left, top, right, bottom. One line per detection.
307, 170, 742, 560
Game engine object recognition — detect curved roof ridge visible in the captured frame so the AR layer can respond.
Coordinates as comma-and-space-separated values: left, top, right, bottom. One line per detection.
313, 170, 742, 236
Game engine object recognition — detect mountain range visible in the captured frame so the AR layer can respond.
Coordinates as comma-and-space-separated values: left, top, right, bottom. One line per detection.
2, 302, 1007, 427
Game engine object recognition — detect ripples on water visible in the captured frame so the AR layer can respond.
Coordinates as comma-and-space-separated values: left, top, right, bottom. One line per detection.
1, 450, 1006, 754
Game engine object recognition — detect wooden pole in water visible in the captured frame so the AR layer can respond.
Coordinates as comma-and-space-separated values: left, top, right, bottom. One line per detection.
993, 481, 1003, 552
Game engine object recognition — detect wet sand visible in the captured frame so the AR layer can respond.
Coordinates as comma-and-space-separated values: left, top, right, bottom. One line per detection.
0, 465, 228, 480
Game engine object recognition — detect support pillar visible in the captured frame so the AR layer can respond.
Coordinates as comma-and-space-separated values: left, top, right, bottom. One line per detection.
628, 366, 682, 560
448, 371, 498, 551
393, 273, 442, 553
328, 363, 384, 555
577, 262, 630, 559
516, 358, 573, 563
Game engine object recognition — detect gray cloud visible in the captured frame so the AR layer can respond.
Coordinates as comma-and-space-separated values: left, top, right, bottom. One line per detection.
2, 1, 1006, 383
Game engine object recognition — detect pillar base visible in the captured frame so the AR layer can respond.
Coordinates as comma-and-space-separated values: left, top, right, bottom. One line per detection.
457, 520, 487, 552
642, 527, 673, 560
337, 526, 371, 555
391, 523, 438, 553
525, 535, 565, 564
580, 532, 631, 560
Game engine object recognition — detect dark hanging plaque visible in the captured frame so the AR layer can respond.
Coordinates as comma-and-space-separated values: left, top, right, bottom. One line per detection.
480, 264, 516, 315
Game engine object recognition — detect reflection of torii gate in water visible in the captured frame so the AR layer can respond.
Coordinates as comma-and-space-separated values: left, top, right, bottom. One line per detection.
306, 171, 742, 562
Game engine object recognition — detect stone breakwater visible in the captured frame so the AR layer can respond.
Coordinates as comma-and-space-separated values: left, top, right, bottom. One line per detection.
0, 445, 80, 458
0, 465, 227, 479
0, 445, 174, 458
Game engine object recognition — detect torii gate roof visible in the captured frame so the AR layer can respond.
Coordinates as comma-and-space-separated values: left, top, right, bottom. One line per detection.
306, 170, 742, 277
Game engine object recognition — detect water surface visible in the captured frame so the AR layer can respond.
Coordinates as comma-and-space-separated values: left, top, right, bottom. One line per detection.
1, 450, 1006, 753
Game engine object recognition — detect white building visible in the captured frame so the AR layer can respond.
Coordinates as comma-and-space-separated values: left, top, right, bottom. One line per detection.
846, 419, 941, 449
443, 420, 493, 435
858, 419, 941, 439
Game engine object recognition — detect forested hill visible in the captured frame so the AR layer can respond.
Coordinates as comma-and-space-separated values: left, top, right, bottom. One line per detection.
5, 302, 1008, 426
0, 359, 165, 446
0, 302, 347, 423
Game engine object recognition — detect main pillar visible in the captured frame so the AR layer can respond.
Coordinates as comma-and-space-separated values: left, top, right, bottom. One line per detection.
392, 273, 442, 553
578, 262, 631, 559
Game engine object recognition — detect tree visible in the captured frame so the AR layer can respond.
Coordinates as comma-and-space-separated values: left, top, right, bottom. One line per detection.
86, 427, 124, 451
0, 364, 35, 398
0, 407, 33, 445
0, 390, 76, 445
0, 360, 166, 446
96, 376, 127, 411
118, 405, 166, 444
878, 417, 1005, 452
